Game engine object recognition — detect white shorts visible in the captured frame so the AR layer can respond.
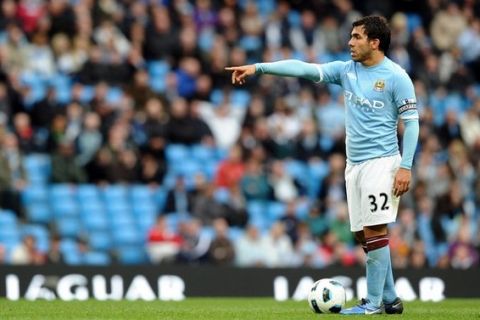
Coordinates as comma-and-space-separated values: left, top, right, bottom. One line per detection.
345, 154, 401, 232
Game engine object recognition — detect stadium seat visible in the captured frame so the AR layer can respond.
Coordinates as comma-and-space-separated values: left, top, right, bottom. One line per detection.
50, 184, 75, 201
76, 184, 101, 202
24, 154, 51, 184
51, 199, 78, 218
165, 144, 189, 163
26, 204, 52, 224
246, 201, 270, 231
130, 185, 155, 206
191, 144, 216, 162
82, 211, 109, 232
83, 251, 111, 265
88, 232, 112, 251
267, 201, 286, 221
213, 187, 230, 204
116, 246, 148, 264
22, 185, 49, 206
0, 210, 17, 226
111, 226, 142, 247
155, 187, 167, 212
56, 217, 82, 238
102, 185, 128, 203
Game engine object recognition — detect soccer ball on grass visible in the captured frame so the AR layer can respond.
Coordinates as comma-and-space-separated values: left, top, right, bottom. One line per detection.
307, 278, 346, 314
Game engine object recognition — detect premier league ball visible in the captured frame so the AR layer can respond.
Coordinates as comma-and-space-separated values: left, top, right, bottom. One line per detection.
307, 278, 346, 314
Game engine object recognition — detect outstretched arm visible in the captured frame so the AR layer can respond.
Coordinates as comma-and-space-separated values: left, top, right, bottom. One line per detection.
225, 60, 321, 85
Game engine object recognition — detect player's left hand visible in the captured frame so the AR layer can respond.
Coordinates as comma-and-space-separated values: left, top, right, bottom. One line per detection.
393, 168, 411, 197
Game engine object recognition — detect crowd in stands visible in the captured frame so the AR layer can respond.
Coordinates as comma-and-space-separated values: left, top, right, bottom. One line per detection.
0, 0, 479, 269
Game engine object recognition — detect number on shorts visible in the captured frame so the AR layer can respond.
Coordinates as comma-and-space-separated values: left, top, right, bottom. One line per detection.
368, 193, 389, 212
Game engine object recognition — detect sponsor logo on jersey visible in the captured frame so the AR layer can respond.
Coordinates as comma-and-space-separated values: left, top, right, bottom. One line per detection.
373, 80, 385, 92
344, 90, 385, 110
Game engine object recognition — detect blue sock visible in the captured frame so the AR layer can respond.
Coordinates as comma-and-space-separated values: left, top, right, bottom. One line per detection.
383, 246, 397, 303
366, 238, 389, 308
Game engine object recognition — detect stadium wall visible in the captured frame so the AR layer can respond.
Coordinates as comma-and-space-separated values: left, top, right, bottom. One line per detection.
0, 266, 478, 301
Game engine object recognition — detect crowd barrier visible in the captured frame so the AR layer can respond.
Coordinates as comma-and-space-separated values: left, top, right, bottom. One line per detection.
0, 266, 477, 301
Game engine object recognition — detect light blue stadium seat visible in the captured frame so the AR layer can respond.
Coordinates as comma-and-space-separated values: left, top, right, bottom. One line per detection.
213, 187, 230, 204
79, 85, 95, 103
228, 227, 244, 242
171, 159, 202, 176
155, 187, 167, 212
82, 212, 108, 231
83, 251, 111, 265
136, 211, 156, 234
165, 144, 189, 163
111, 226, 142, 246
60, 238, 82, 265
149, 75, 166, 93
22, 185, 48, 206
102, 185, 128, 203
76, 184, 101, 202
88, 232, 112, 251
191, 144, 216, 162
246, 201, 270, 231
0, 210, 17, 226
148, 60, 169, 76
116, 246, 147, 264
56, 217, 81, 238
50, 184, 75, 201
26, 203, 52, 224
130, 185, 155, 206
24, 154, 51, 183
0, 212, 20, 249
51, 199, 78, 218
267, 201, 286, 221
79, 200, 104, 216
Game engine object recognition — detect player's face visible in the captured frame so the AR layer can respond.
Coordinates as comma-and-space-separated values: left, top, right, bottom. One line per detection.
348, 26, 376, 62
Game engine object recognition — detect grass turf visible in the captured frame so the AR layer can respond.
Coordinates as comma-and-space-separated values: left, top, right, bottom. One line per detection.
0, 298, 479, 320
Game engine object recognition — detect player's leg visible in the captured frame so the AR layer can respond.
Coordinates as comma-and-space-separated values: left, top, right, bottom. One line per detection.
362, 155, 401, 312
341, 163, 383, 315
341, 155, 401, 315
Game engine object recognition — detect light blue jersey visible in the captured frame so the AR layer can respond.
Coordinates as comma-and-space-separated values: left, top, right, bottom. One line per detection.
315, 57, 418, 164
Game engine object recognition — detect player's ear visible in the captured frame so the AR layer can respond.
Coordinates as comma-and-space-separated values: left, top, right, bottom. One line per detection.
369, 38, 380, 50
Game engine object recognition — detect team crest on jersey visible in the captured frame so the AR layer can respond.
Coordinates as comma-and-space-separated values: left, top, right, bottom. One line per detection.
373, 80, 385, 92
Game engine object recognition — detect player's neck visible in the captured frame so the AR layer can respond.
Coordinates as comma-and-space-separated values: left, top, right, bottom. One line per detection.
361, 52, 385, 67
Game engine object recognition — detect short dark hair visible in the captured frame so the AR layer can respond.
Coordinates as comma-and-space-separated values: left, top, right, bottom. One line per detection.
352, 16, 391, 53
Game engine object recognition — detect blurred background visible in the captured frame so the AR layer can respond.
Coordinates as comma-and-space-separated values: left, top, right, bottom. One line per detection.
0, 0, 478, 270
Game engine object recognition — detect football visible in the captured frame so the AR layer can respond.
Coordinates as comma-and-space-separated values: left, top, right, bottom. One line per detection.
307, 278, 346, 314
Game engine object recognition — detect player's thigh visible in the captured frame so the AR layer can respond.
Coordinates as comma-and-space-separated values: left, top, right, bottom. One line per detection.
360, 155, 401, 227
345, 163, 363, 232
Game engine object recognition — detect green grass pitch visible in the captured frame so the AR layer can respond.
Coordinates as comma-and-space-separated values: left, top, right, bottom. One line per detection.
0, 298, 479, 319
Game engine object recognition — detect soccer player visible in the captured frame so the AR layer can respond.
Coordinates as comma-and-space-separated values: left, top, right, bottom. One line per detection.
225, 15, 418, 315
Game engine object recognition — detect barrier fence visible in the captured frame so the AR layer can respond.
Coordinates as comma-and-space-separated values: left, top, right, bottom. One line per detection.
0, 266, 478, 301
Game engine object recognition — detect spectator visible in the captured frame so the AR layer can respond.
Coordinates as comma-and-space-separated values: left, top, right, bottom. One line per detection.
214, 144, 245, 189
164, 175, 193, 214
177, 218, 211, 263
234, 224, 265, 267
269, 160, 302, 203
261, 221, 295, 267
50, 140, 87, 183
191, 182, 228, 225
208, 218, 235, 265
0, 133, 27, 218
11, 235, 45, 265
147, 216, 183, 264
240, 158, 271, 201
46, 235, 65, 264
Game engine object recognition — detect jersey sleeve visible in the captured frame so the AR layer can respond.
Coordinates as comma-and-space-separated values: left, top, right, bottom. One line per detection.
393, 72, 419, 120
316, 61, 346, 85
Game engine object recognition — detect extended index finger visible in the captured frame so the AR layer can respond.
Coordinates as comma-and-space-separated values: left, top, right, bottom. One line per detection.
225, 66, 242, 71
